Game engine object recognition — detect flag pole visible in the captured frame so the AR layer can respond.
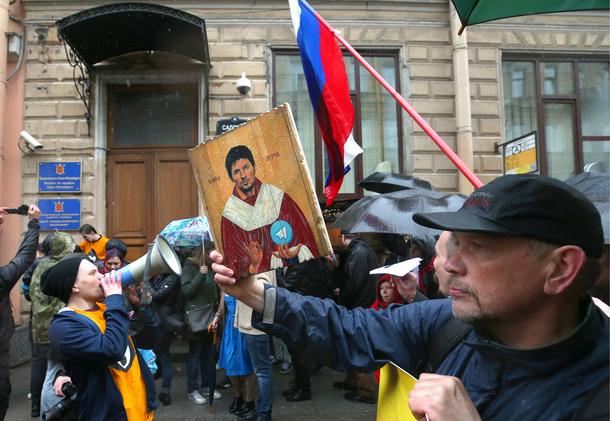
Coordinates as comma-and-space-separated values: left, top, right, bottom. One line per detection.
303, 3, 483, 189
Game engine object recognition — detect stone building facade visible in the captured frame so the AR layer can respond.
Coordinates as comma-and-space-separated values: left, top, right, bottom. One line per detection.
13, 0, 610, 254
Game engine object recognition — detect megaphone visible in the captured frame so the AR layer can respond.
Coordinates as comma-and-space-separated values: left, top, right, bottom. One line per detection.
117, 235, 182, 286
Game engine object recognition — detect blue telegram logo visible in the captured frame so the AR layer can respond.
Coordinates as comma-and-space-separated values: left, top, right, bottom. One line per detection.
270, 220, 293, 245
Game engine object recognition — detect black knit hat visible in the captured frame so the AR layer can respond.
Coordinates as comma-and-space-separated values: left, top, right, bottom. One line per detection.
41, 253, 88, 303
413, 174, 604, 258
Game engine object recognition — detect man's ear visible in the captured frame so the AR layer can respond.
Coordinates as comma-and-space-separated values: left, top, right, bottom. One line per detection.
543, 246, 587, 295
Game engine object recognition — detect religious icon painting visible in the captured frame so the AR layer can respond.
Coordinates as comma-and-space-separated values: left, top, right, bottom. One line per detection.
189, 104, 333, 279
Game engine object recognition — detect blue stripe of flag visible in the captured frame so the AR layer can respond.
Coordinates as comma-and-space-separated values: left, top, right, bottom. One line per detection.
295, 0, 325, 113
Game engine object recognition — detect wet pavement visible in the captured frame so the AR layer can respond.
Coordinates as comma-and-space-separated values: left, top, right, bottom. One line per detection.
5, 360, 377, 421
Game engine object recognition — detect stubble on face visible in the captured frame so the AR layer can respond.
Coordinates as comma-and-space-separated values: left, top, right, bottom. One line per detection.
445, 233, 541, 329
447, 274, 489, 325
444, 232, 502, 326
230, 158, 255, 197
239, 180, 255, 196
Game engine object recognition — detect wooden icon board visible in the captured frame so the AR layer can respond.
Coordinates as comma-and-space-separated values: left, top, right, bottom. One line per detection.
189, 104, 333, 279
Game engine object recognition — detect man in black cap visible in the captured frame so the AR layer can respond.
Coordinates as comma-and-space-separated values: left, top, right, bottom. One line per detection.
211, 174, 608, 420
41, 254, 157, 421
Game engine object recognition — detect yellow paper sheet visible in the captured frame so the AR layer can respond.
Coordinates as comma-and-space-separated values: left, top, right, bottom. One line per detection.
377, 362, 418, 421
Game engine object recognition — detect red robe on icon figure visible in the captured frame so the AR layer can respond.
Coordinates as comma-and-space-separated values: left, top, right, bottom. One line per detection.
220, 178, 319, 279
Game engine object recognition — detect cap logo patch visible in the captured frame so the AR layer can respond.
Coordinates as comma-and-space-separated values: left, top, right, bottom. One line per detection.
465, 191, 493, 208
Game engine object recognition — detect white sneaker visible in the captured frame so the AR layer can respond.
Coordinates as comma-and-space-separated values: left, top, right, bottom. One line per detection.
202, 388, 222, 400
187, 390, 207, 405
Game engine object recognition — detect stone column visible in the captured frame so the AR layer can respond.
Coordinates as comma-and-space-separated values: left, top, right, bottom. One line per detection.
450, 2, 475, 195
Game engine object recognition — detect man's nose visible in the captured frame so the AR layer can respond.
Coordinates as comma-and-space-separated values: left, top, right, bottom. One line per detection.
444, 248, 465, 275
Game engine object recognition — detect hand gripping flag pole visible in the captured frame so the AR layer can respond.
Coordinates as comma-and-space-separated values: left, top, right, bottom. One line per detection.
290, 0, 483, 192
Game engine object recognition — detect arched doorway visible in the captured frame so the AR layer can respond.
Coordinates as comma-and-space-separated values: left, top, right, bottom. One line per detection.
57, 3, 210, 260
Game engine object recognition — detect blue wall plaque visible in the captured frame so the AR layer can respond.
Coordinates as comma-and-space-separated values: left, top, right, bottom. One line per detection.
38, 162, 81, 192
38, 199, 81, 230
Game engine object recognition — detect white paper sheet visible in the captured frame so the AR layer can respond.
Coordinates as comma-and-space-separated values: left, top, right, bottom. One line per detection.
370, 257, 422, 277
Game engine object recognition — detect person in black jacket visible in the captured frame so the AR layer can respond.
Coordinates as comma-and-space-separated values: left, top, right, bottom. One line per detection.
335, 232, 378, 398
278, 257, 338, 402
22, 234, 52, 417
0, 204, 40, 420
337, 232, 378, 310
151, 269, 185, 406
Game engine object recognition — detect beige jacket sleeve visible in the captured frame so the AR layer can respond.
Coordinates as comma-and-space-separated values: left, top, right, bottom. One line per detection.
235, 270, 276, 335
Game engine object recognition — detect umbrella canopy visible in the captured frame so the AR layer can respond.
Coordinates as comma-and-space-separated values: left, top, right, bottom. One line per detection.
160, 216, 212, 247
566, 172, 609, 244
358, 172, 435, 194
451, 0, 609, 33
333, 189, 466, 237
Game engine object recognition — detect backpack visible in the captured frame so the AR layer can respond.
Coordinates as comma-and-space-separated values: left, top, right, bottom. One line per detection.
416, 315, 471, 375
569, 378, 609, 421
419, 315, 609, 420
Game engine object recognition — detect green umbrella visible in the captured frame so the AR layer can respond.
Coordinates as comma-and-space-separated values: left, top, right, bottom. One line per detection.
452, 0, 610, 34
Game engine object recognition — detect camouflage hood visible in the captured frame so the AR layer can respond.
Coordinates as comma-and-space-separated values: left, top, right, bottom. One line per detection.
47, 232, 76, 260
30, 231, 76, 344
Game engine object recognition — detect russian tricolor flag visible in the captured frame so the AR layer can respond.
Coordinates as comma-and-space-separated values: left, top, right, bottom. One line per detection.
289, 0, 363, 206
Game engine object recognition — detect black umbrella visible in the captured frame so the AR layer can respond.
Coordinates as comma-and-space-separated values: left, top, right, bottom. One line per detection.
358, 172, 435, 194
566, 172, 609, 244
333, 189, 466, 237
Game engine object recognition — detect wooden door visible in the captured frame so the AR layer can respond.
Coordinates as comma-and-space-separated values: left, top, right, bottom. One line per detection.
107, 150, 197, 260
154, 150, 199, 238
106, 83, 198, 261
107, 152, 153, 260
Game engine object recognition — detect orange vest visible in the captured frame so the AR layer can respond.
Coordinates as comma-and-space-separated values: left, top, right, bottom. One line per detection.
71, 304, 153, 421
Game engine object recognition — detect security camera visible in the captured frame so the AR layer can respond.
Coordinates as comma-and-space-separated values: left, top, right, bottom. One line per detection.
236, 72, 251, 96
20, 130, 43, 151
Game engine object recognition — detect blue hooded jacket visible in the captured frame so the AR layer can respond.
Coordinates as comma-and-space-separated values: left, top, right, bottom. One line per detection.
253, 286, 609, 420
49, 294, 157, 421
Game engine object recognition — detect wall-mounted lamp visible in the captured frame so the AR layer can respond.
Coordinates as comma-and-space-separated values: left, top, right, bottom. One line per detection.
7, 33, 21, 62
236, 72, 251, 96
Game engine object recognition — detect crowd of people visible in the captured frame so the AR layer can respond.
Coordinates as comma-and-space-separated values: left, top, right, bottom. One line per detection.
0, 173, 607, 420
212, 174, 609, 421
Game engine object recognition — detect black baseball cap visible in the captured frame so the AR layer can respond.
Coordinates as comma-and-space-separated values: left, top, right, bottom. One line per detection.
413, 174, 604, 258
